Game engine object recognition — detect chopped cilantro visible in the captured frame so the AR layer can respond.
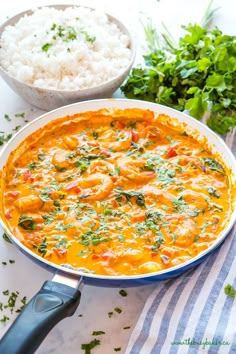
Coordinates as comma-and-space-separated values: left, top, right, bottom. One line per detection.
42, 43, 52, 52
114, 188, 146, 208
14, 112, 25, 118
224, 284, 236, 298
2, 233, 12, 244
81, 339, 100, 353
37, 153, 46, 161
119, 289, 128, 297
114, 307, 122, 314
0, 315, 10, 323
0, 132, 12, 145
4, 114, 11, 121
202, 158, 225, 174
18, 215, 36, 230
121, 20, 236, 134
37, 238, 48, 256
207, 187, 220, 198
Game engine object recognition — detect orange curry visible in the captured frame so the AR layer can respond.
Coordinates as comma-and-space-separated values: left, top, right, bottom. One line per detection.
0, 108, 234, 275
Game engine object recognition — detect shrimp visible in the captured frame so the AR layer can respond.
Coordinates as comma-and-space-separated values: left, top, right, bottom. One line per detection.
14, 195, 43, 212
117, 157, 156, 182
63, 136, 79, 150
77, 173, 113, 200
181, 190, 208, 210
170, 218, 199, 247
143, 126, 162, 139
51, 150, 72, 171
89, 160, 113, 174
141, 185, 172, 207
96, 130, 132, 152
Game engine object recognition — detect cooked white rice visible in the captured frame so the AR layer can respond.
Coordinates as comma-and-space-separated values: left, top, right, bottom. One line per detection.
0, 6, 132, 90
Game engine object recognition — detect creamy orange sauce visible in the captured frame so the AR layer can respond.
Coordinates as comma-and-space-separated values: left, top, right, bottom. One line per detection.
0, 108, 234, 275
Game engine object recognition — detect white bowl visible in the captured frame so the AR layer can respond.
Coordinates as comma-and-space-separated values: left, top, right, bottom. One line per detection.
0, 5, 135, 111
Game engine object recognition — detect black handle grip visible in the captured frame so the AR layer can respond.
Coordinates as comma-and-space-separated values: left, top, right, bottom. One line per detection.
0, 280, 81, 354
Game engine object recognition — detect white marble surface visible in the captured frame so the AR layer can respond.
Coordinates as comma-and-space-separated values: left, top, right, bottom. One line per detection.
0, 0, 235, 353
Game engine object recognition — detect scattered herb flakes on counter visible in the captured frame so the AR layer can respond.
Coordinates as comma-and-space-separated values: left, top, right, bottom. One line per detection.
121, 16, 236, 134
14, 112, 25, 118
119, 289, 128, 297
0, 132, 12, 146
0, 315, 9, 323
0, 111, 27, 146
12, 125, 22, 132
92, 331, 105, 336
2, 233, 12, 244
1, 260, 15, 266
15, 296, 27, 313
81, 338, 101, 353
114, 307, 122, 314
0, 290, 27, 323
4, 114, 11, 122
224, 284, 236, 298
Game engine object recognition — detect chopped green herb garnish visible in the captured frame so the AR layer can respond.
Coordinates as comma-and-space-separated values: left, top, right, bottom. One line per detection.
12, 125, 21, 132
92, 131, 99, 139
2, 233, 12, 244
27, 162, 40, 170
119, 289, 128, 297
207, 187, 220, 198
4, 114, 11, 121
18, 215, 36, 230
42, 43, 52, 52
81, 339, 100, 353
0, 133, 12, 145
114, 307, 122, 314
37, 153, 46, 161
92, 331, 105, 336
0, 315, 10, 323
114, 188, 146, 208
224, 284, 236, 298
14, 112, 25, 118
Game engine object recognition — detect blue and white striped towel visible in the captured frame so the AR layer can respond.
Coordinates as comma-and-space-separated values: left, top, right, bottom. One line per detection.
126, 131, 236, 354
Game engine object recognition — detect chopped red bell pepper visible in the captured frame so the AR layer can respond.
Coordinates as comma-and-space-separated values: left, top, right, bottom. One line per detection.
165, 148, 178, 158
131, 130, 139, 143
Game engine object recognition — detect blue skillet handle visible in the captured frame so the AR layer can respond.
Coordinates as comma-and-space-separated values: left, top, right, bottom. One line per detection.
0, 280, 81, 354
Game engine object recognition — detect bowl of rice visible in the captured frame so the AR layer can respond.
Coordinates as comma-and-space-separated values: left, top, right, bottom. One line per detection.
0, 5, 135, 111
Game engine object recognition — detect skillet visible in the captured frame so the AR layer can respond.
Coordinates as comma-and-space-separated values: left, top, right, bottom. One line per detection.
0, 99, 235, 354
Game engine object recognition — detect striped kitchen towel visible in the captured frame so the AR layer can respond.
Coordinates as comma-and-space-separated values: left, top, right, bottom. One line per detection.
125, 131, 236, 354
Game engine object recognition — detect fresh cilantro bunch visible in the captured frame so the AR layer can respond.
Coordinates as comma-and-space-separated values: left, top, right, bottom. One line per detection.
121, 24, 236, 134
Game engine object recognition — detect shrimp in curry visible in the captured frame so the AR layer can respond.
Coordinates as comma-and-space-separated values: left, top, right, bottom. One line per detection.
0, 108, 234, 276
